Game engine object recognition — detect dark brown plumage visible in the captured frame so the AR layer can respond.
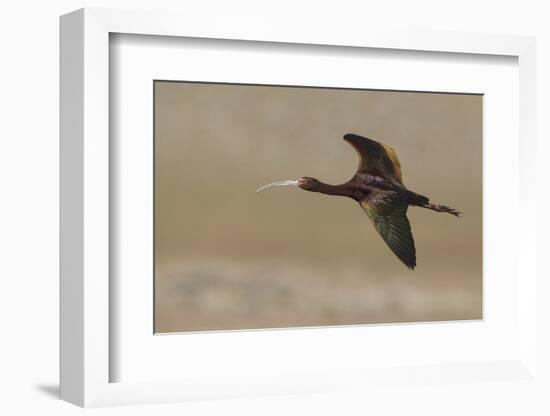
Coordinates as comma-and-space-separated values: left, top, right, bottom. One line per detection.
257, 133, 461, 269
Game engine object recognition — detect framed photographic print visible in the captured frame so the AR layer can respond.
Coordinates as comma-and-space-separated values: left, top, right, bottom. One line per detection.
60, 8, 538, 408
152, 80, 481, 334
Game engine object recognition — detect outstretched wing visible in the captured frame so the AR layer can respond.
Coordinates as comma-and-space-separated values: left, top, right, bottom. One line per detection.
360, 197, 416, 269
343, 133, 403, 183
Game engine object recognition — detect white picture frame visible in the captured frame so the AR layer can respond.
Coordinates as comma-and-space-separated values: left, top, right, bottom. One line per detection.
60, 7, 538, 408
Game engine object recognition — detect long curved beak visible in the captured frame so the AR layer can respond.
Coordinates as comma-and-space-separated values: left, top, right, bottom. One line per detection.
256, 179, 300, 193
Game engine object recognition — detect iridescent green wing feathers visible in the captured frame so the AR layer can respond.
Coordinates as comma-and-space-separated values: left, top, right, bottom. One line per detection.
361, 201, 416, 269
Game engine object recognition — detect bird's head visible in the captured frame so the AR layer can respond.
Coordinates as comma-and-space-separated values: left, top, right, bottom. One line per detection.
296, 177, 320, 191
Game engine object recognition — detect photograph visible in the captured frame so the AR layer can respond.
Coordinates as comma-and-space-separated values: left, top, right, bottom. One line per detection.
154, 81, 482, 333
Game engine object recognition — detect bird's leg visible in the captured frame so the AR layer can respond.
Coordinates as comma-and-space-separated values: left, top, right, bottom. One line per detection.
421, 202, 462, 217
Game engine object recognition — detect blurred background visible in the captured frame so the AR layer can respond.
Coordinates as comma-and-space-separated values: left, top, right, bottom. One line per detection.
154, 81, 482, 333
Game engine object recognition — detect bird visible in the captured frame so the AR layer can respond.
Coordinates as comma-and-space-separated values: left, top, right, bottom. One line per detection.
256, 133, 461, 269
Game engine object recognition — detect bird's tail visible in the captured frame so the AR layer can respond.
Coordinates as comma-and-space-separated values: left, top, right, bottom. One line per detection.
407, 192, 462, 217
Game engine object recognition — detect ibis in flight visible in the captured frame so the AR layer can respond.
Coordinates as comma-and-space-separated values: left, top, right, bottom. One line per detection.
256, 133, 461, 269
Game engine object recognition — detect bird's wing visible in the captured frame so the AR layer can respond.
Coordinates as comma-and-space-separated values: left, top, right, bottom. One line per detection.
360, 196, 416, 269
343, 133, 403, 183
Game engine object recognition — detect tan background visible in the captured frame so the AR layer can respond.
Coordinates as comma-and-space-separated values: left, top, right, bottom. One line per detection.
154, 81, 482, 333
